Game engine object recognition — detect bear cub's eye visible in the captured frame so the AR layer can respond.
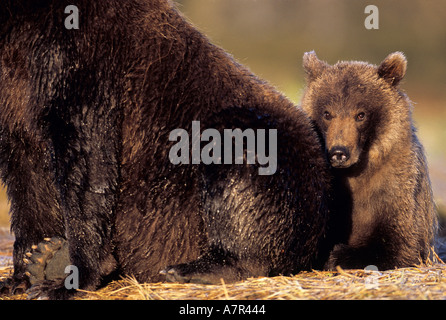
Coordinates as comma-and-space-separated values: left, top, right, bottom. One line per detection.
356, 112, 365, 121
323, 111, 332, 120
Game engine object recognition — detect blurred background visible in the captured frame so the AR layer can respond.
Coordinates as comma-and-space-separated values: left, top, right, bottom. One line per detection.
0, 0, 444, 232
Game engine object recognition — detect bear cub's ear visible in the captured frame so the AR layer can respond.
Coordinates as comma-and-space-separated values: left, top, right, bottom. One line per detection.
303, 51, 329, 83
377, 52, 407, 86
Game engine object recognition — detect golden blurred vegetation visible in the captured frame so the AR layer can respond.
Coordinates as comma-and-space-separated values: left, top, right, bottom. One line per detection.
177, 0, 446, 98
0, 0, 445, 229
0, 187, 8, 228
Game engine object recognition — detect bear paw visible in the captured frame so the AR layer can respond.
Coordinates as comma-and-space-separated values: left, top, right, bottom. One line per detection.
23, 237, 70, 286
160, 258, 242, 285
0, 277, 28, 295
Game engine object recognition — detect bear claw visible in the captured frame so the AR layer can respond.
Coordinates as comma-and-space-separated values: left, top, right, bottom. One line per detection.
25, 236, 70, 286
160, 267, 192, 283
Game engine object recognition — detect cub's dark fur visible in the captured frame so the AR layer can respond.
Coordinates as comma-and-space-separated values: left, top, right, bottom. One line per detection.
301, 51, 438, 270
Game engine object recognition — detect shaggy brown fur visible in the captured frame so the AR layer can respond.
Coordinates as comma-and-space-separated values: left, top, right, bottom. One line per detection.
0, 1, 330, 299
300, 51, 438, 270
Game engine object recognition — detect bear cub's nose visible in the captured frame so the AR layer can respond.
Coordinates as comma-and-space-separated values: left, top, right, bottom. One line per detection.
328, 146, 350, 166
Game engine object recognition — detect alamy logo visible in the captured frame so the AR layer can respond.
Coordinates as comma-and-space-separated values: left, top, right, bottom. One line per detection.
64, 265, 79, 290
169, 121, 277, 175
364, 5, 379, 30
64, 5, 79, 30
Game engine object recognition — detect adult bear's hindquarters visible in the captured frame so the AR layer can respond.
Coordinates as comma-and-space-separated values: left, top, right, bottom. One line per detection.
159, 107, 332, 284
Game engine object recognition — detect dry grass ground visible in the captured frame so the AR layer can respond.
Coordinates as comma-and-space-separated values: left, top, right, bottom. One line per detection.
81, 264, 446, 300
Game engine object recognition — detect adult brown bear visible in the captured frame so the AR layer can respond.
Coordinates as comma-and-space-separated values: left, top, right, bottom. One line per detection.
0, 1, 330, 298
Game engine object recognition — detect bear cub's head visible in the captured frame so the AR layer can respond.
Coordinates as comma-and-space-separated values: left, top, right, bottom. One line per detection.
300, 51, 407, 169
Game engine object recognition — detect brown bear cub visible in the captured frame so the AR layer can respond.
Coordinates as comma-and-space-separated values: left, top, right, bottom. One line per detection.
301, 51, 438, 270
